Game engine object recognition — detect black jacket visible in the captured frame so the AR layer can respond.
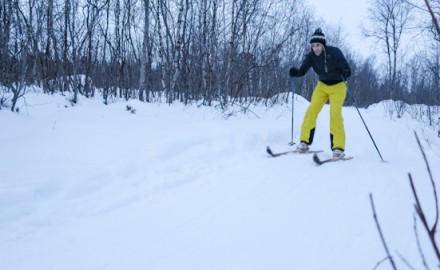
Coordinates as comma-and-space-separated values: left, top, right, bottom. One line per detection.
295, 45, 351, 85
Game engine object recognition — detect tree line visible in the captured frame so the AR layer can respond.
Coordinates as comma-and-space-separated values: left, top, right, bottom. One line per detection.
0, 0, 439, 112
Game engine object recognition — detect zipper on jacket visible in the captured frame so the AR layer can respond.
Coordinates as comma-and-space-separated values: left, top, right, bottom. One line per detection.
323, 47, 328, 73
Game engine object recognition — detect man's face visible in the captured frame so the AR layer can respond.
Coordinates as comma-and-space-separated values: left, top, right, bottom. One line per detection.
311, 43, 323, 56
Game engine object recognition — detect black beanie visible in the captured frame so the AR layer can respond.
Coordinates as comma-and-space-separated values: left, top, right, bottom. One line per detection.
310, 28, 326, 46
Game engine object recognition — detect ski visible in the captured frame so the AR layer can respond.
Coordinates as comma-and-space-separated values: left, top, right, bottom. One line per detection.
266, 146, 323, 157
313, 153, 353, 165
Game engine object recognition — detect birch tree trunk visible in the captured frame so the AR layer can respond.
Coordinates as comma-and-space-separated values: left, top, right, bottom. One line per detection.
139, 0, 151, 102
224, 0, 238, 106
62, 0, 71, 93
156, 0, 167, 100
170, 0, 186, 102
42, 0, 54, 92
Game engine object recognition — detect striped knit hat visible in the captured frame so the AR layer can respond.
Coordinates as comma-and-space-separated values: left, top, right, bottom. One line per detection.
310, 28, 326, 46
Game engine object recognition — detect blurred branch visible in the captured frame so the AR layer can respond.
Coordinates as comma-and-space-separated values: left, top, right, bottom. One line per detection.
408, 131, 440, 262
397, 252, 417, 270
414, 131, 439, 229
373, 257, 391, 270
370, 131, 440, 268
369, 193, 398, 270
409, 173, 440, 261
424, 0, 440, 35
413, 214, 430, 270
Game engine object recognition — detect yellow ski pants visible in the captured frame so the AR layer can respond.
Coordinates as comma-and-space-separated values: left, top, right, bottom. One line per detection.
300, 81, 347, 151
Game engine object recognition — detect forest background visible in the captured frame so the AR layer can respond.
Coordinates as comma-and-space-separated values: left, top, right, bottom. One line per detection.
0, 0, 439, 120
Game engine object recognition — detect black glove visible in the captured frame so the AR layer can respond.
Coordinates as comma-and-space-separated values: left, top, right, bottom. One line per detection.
336, 67, 351, 79
289, 67, 300, 77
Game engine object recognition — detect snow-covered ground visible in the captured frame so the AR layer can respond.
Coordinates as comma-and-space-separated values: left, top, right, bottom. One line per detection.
1, 91, 439, 269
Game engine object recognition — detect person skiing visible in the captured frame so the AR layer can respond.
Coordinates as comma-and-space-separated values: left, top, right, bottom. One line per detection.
289, 28, 351, 158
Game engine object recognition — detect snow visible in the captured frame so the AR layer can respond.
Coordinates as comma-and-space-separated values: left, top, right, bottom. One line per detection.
1, 90, 440, 269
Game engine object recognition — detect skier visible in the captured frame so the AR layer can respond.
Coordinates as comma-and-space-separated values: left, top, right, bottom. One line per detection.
289, 28, 351, 158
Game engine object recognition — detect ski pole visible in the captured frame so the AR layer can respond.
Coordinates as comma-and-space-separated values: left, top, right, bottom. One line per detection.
289, 76, 295, 145
342, 78, 385, 162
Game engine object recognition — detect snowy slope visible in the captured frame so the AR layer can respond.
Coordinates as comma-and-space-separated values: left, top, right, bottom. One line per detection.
1, 92, 439, 270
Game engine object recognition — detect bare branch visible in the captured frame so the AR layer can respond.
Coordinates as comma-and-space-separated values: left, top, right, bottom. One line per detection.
413, 213, 430, 270
414, 131, 439, 233
397, 251, 417, 270
373, 257, 391, 270
369, 193, 398, 270
409, 131, 440, 262
409, 173, 440, 261
424, 0, 440, 35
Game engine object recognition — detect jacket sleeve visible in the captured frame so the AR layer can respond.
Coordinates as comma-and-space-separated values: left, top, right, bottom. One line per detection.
296, 53, 313, 77
334, 48, 351, 78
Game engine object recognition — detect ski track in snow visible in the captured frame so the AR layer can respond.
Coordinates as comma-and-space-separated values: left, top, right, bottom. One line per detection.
1, 93, 440, 269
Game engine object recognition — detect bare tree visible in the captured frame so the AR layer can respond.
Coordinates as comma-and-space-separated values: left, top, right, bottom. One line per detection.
69, 0, 84, 104
139, 0, 151, 102
8, 0, 31, 112
61, 0, 71, 94
363, 0, 413, 102
43, 0, 56, 92
155, 0, 167, 98
198, 0, 219, 105
170, 0, 186, 97
0, 0, 13, 86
